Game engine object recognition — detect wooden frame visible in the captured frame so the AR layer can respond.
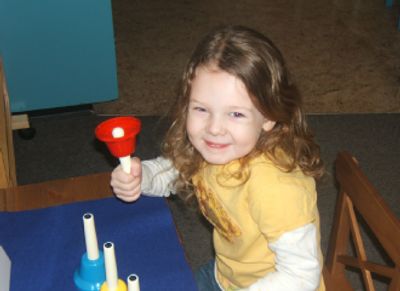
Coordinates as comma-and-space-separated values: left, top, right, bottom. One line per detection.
0, 58, 17, 189
323, 151, 400, 290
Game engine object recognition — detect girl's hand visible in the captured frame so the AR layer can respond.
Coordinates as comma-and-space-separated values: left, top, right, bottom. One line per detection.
110, 157, 142, 202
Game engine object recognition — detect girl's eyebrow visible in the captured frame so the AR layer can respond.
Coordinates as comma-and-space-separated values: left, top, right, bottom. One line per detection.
188, 98, 205, 104
189, 99, 254, 112
227, 105, 253, 112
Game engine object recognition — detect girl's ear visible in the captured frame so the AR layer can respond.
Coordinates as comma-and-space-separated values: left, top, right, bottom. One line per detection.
262, 120, 276, 132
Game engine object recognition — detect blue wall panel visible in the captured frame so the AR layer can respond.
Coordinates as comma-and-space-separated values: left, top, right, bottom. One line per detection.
0, 0, 118, 112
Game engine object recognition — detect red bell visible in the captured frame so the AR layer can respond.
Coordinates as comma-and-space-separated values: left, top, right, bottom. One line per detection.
95, 116, 141, 158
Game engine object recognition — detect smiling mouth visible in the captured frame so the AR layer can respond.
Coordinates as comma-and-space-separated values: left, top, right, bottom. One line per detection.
205, 141, 229, 149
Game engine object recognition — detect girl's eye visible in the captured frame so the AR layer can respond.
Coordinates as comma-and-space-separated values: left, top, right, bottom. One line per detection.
230, 112, 245, 118
193, 106, 207, 112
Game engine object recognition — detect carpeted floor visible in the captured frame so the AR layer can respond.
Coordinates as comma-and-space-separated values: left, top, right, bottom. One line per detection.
13, 110, 400, 290
93, 0, 400, 116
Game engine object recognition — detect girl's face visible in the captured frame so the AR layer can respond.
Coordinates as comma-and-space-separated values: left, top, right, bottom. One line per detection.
186, 66, 275, 165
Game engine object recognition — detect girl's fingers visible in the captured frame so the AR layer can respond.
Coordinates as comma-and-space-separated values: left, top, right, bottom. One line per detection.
111, 177, 138, 191
131, 157, 142, 178
110, 158, 142, 202
115, 186, 141, 202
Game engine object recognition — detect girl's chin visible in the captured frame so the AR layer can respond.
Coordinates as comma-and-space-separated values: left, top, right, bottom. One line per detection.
201, 154, 235, 165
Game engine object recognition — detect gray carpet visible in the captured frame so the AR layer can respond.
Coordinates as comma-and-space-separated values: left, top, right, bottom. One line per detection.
94, 0, 400, 115
13, 110, 400, 290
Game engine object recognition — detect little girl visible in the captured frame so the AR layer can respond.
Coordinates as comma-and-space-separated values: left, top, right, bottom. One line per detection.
111, 25, 325, 291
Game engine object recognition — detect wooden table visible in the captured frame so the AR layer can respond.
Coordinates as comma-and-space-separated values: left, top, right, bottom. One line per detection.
0, 171, 114, 211
0, 176, 197, 291
0, 59, 196, 290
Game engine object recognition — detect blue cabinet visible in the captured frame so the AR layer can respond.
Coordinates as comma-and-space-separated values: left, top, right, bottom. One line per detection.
0, 0, 118, 113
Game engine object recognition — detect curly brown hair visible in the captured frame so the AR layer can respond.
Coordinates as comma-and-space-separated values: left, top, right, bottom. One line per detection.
162, 25, 324, 199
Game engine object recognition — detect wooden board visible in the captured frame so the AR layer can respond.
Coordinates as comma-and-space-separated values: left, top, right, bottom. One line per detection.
11, 114, 29, 130
0, 58, 17, 189
0, 172, 114, 211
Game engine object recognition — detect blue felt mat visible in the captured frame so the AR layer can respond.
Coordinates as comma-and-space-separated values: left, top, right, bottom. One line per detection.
0, 196, 197, 291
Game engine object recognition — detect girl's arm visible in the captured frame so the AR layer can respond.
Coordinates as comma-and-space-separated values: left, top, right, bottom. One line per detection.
141, 156, 178, 197
242, 223, 321, 291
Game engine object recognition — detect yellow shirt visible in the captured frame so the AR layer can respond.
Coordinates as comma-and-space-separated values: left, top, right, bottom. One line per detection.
192, 154, 325, 290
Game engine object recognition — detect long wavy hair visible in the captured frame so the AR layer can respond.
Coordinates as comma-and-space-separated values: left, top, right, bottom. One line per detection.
162, 25, 324, 200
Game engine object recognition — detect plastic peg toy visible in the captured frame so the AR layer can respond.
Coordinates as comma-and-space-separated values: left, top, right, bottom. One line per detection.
74, 213, 106, 291
100, 242, 127, 291
84, 213, 100, 260
127, 274, 140, 291
95, 116, 141, 174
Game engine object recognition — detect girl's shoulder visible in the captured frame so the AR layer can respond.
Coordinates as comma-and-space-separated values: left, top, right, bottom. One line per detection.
247, 155, 317, 213
249, 154, 312, 185
249, 154, 282, 173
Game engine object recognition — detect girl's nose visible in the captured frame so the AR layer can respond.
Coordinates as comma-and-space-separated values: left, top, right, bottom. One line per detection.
206, 115, 226, 135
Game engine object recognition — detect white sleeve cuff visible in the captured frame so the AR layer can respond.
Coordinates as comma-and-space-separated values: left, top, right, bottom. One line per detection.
245, 223, 321, 291
141, 156, 178, 197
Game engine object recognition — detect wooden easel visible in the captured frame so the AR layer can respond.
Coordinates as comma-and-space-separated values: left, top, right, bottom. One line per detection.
0, 59, 17, 190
